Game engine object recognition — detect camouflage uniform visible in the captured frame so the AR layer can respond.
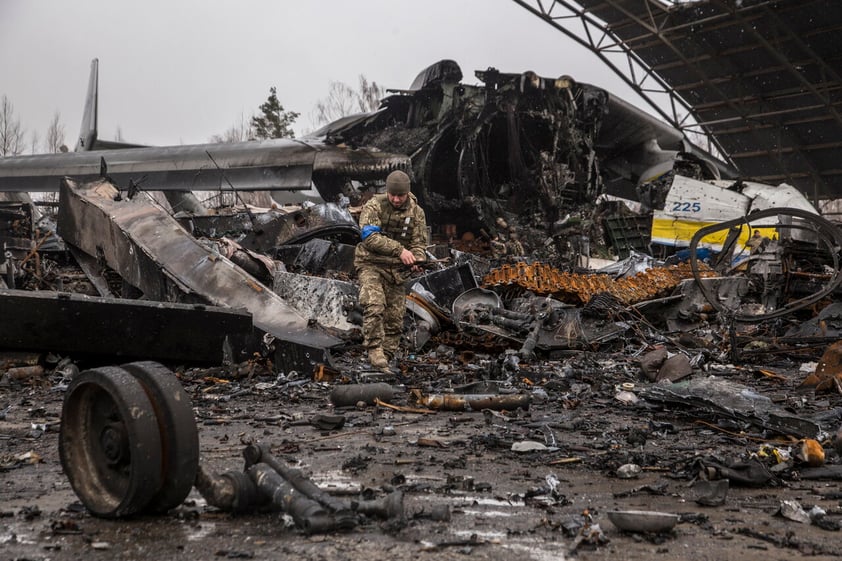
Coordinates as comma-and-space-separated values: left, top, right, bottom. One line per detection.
355, 192, 427, 360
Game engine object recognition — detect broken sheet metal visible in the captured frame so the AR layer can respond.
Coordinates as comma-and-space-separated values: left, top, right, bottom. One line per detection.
652, 277, 749, 332
239, 202, 360, 253
402, 263, 481, 350
482, 261, 713, 305
0, 288, 252, 363
639, 377, 821, 439
273, 238, 357, 276
452, 290, 625, 354
785, 303, 842, 339
56, 178, 341, 371
273, 271, 359, 333
408, 262, 479, 313
650, 176, 820, 250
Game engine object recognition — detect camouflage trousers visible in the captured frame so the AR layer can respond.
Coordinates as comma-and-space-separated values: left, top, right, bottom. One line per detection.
357, 266, 405, 356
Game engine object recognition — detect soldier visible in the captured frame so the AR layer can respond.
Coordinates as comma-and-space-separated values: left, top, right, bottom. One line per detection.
489, 236, 507, 259
355, 170, 428, 368
506, 230, 525, 258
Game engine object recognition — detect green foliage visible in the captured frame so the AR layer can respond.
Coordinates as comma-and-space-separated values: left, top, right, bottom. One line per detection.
250, 87, 299, 139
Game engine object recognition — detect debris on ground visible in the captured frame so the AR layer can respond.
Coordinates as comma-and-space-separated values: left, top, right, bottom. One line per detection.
4, 61, 842, 560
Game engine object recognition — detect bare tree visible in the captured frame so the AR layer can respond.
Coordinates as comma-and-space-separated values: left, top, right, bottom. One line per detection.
210, 113, 253, 143
357, 75, 385, 113
311, 74, 385, 128
114, 126, 124, 142
312, 81, 358, 126
29, 130, 40, 154
0, 95, 25, 156
46, 111, 66, 153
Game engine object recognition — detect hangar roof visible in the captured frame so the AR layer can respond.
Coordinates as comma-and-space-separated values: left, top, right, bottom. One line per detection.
514, 0, 842, 200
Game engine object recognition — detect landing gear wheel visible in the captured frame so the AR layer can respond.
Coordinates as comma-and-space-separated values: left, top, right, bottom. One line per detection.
121, 361, 199, 513
59, 366, 163, 518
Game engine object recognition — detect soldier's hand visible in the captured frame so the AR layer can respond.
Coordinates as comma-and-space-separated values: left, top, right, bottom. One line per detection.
399, 249, 416, 266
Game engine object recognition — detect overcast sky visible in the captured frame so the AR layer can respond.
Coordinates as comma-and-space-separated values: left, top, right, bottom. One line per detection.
0, 0, 646, 150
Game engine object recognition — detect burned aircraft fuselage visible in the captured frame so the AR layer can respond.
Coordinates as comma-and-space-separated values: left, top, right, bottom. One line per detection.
316, 61, 609, 256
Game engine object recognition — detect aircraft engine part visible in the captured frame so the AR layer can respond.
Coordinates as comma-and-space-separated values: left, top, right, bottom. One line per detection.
59, 362, 199, 518
195, 466, 269, 513
482, 261, 712, 305
689, 207, 842, 321
353, 491, 405, 520
452, 287, 503, 326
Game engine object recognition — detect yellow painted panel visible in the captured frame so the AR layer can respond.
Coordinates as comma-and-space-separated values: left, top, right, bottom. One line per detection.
651, 218, 778, 251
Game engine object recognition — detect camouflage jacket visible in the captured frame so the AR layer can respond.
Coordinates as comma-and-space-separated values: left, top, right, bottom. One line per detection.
354, 193, 427, 270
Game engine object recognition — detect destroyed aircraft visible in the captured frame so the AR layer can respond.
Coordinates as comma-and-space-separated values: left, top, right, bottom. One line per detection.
0, 58, 839, 373
0, 58, 742, 266
0, 60, 411, 211
309, 60, 748, 265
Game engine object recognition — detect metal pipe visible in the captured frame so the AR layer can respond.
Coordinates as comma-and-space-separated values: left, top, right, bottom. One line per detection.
247, 463, 355, 533
194, 465, 268, 513
352, 491, 405, 520
329, 383, 395, 407
243, 443, 352, 516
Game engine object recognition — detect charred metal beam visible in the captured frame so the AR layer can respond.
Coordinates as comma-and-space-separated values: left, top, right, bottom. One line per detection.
68, 246, 114, 297
56, 178, 342, 371
0, 288, 253, 363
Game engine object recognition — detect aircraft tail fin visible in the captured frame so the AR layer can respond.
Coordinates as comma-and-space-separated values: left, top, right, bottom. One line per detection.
75, 58, 99, 152
74, 58, 148, 151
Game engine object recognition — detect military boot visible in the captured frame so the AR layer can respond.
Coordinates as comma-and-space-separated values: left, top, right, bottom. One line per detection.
383, 337, 400, 361
368, 348, 389, 369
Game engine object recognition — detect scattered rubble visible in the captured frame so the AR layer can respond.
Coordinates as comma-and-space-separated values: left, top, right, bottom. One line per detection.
4, 62, 842, 560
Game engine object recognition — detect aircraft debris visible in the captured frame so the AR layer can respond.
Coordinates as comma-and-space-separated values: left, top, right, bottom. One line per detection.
0, 287, 252, 363
6, 57, 842, 560
410, 389, 532, 412
56, 177, 341, 371
329, 383, 395, 407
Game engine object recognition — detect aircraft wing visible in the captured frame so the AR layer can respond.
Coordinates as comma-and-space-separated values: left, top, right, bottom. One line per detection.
1, 139, 317, 193
0, 137, 410, 203
598, 93, 738, 181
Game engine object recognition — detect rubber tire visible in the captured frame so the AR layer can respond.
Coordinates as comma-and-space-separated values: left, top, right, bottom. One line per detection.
121, 361, 200, 514
59, 366, 163, 518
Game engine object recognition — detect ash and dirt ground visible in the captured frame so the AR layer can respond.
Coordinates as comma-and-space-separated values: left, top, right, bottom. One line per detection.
3, 350, 842, 561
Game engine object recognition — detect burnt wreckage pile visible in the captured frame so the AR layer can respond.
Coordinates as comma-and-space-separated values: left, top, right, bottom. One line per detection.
318, 60, 608, 263
5, 60, 842, 550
